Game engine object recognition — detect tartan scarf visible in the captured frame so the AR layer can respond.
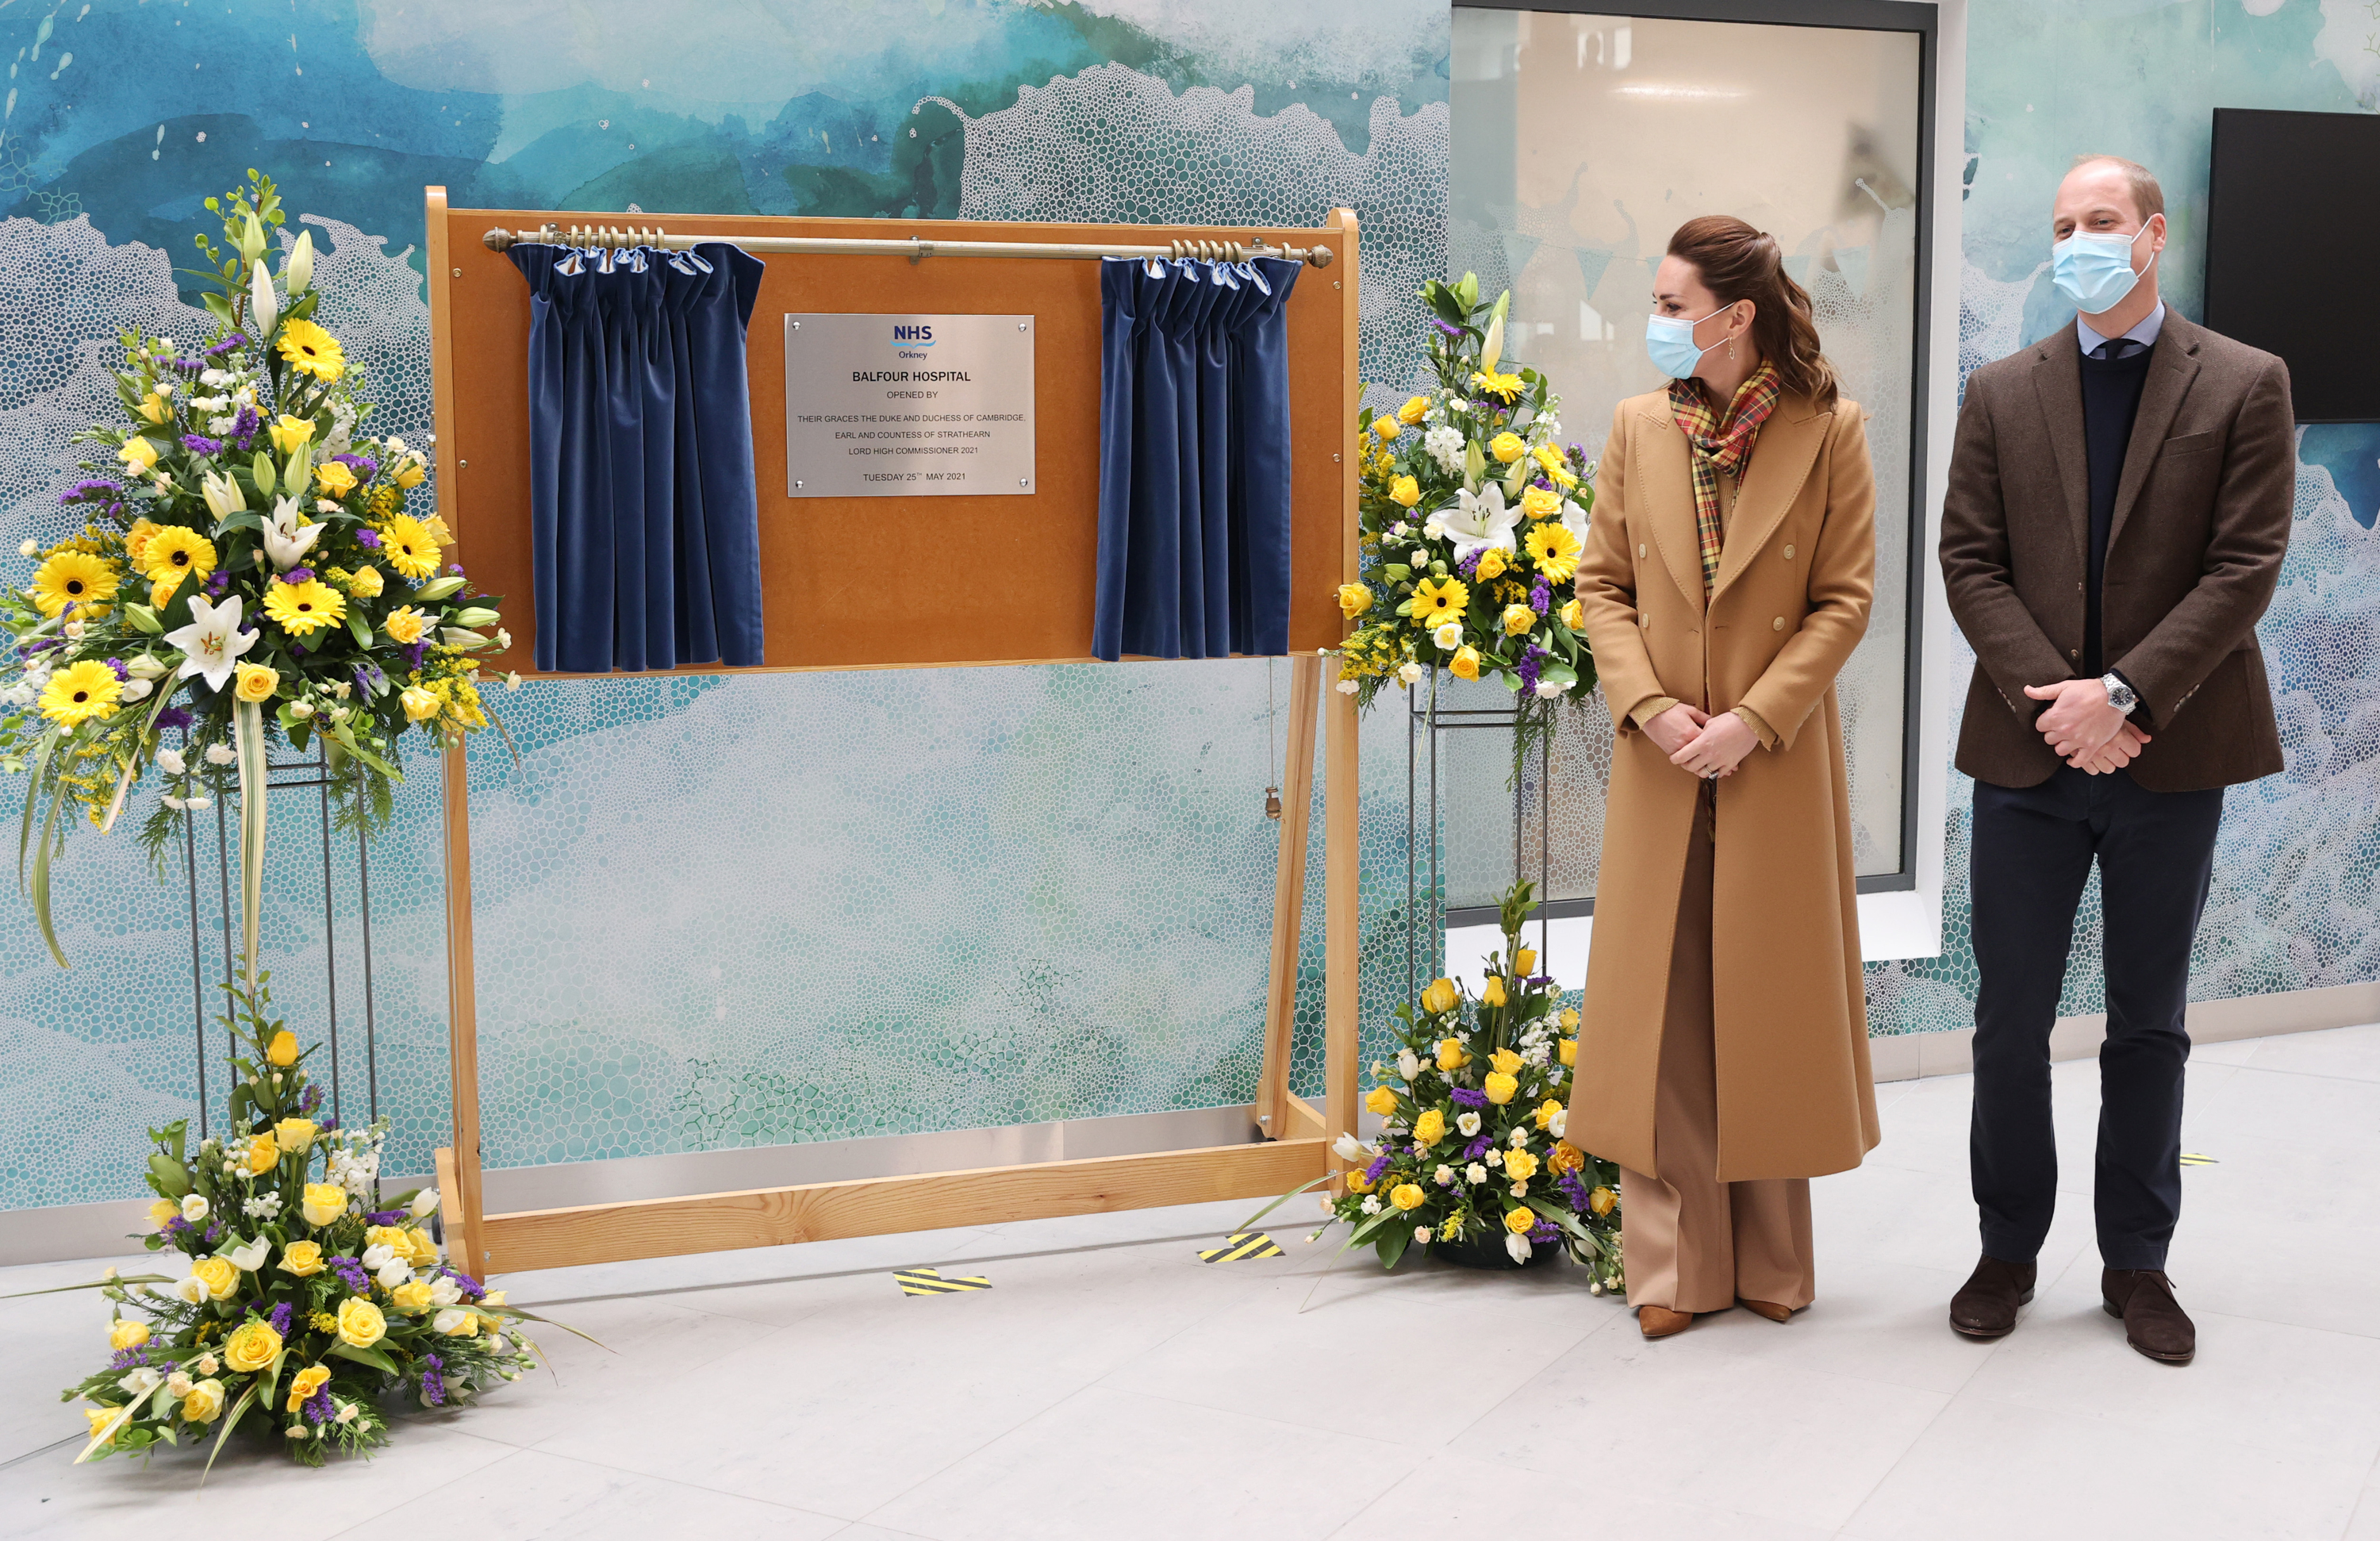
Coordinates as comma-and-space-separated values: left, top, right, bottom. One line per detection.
1669, 360, 1783, 597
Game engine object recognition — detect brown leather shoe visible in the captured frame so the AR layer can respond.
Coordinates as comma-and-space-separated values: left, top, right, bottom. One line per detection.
1739, 1299, 1795, 1323
1948, 1255, 2036, 1339
2103, 1269, 2195, 1364
1637, 1305, 1694, 1339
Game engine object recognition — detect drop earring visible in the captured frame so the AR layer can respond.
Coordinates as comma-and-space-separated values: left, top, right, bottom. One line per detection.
1728, 340, 1737, 362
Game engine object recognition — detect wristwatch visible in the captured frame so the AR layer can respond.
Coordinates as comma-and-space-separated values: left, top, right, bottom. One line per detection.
2099, 672, 2138, 715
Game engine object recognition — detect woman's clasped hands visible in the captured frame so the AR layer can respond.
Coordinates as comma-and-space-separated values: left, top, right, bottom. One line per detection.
1644, 701, 1759, 780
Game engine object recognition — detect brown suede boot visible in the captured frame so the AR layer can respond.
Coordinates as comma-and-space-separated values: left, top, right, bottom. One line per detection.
1948, 1255, 2036, 1339
2103, 1269, 2195, 1364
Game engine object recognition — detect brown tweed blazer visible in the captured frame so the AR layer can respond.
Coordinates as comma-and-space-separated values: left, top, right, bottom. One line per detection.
1938, 310, 2295, 792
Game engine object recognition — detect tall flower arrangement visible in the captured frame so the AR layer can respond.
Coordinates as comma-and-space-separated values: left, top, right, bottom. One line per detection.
1333, 274, 1597, 775
1252, 883, 1624, 1288
0, 169, 505, 970
16, 980, 562, 1469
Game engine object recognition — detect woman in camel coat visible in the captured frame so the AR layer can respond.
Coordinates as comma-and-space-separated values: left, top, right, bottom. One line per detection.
1563, 216, 1880, 1338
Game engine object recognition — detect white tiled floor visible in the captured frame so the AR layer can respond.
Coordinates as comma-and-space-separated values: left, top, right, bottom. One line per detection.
6, 1022, 2379, 1540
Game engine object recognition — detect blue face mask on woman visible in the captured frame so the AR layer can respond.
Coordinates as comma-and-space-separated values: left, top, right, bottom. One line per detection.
1645, 305, 1731, 380
2051, 222, 2152, 314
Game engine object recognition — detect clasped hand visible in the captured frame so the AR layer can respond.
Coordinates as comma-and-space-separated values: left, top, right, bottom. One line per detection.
1645, 703, 1756, 779
2025, 678, 2152, 774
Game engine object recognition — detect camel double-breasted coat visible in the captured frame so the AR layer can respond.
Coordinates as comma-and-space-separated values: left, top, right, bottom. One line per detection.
1563, 389, 1882, 1183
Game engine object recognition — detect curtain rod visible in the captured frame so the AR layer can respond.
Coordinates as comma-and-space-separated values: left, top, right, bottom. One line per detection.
479, 221, 1335, 268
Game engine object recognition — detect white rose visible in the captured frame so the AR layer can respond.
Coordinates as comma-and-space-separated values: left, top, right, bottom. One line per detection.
19, 538, 38, 555
1334, 679, 1359, 696
179, 1195, 209, 1224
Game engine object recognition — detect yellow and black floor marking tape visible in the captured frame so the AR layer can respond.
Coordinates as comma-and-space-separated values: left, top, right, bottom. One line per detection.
893, 1267, 992, 1297
2179, 1152, 2220, 1166
1200, 1232, 1284, 1262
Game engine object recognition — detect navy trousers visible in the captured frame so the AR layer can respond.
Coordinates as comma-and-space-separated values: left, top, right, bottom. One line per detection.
1967, 767, 2224, 1271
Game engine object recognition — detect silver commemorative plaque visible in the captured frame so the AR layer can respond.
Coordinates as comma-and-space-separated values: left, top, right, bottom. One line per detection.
783, 313, 1035, 498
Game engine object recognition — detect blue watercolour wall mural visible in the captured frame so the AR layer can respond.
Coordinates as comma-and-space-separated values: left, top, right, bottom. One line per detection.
0, 0, 2375, 1214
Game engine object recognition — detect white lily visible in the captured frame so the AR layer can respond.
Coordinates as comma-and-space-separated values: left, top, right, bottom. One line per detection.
250, 260, 278, 338
1441, 482, 1519, 560
127, 654, 168, 681
283, 230, 315, 295
261, 497, 323, 571
200, 470, 246, 522
1558, 496, 1591, 550
162, 594, 260, 694
221, 1235, 270, 1272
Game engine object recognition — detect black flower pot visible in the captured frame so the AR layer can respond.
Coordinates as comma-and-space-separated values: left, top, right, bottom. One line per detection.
1434, 1224, 1553, 1270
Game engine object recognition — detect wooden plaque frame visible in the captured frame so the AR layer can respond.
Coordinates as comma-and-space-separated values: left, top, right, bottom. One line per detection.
421, 190, 1361, 1276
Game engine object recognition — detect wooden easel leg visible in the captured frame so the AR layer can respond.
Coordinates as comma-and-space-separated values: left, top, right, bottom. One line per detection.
1323, 681, 1360, 1187
1255, 653, 1322, 1139
441, 736, 489, 1279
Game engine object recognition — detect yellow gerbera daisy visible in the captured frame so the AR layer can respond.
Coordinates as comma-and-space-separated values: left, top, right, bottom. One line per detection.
38, 659, 122, 725
29, 550, 120, 617
1525, 522, 1583, 583
1410, 576, 1469, 628
1472, 369, 1523, 403
263, 577, 347, 637
276, 318, 346, 382
378, 514, 440, 581
143, 526, 217, 584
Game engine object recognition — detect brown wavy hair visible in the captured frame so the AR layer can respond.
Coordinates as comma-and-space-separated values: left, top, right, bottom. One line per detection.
1666, 215, 1838, 412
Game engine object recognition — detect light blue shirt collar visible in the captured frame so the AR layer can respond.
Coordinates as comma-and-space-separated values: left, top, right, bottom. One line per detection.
2076, 299, 2166, 357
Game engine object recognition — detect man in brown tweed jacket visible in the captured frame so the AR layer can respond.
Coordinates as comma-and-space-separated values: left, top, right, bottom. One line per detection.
1937, 154, 2295, 1365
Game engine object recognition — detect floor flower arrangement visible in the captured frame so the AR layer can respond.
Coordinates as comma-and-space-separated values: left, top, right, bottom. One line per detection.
14, 981, 566, 1469
1252, 883, 1624, 1287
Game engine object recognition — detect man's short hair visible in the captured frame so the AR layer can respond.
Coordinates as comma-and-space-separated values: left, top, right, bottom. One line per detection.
2069, 153, 2165, 222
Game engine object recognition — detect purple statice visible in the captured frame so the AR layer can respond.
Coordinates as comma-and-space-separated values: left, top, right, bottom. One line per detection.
331, 453, 378, 481
1365, 1151, 1393, 1186
19, 636, 63, 655
352, 661, 386, 695
206, 569, 230, 594
366, 1209, 406, 1226
1449, 1086, 1488, 1110
1529, 579, 1551, 615
303, 1387, 336, 1425
268, 1301, 294, 1336
282, 567, 313, 584
156, 706, 193, 731
434, 1266, 486, 1302
107, 1343, 153, 1371
330, 1255, 373, 1293
320, 1116, 340, 1133
403, 641, 428, 671
106, 658, 129, 681
161, 1214, 191, 1239
353, 528, 382, 549
1432, 319, 1463, 340
1527, 1218, 1560, 1245
1455, 548, 1482, 580
62, 478, 122, 503
171, 355, 205, 372
299, 1082, 323, 1115
180, 433, 224, 456
227, 405, 261, 450
1555, 1172, 1593, 1211
447, 563, 464, 576
1463, 1133, 1493, 1160
420, 1351, 447, 1407
206, 332, 248, 358
1518, 644, 1547, 694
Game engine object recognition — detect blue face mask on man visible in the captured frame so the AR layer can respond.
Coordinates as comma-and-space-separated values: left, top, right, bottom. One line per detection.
2051, 221, 2153, 315
1644, 305, 1732, 380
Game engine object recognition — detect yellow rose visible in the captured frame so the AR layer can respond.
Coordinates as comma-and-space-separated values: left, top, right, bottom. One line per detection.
1398, 394, 1430, 425
109, 1318, 150, 1351
481, 1290, 506, 1308
149, 571, 184, 608
233, 660, 278, 703
1420, 978, 1460, 1016
1449, 646, 1480, 681
284, 1362, 332, 1413
1344, 1166, 1372, 1193
1505, 1147, 1541, 1182
1559, 1038, 1578, 1067
1519, 485, 1561, 522
1390, 1183, 1427, 1212
1490, 1047, 1523, 1075
389, 1279, 433, 1314
148, 1198, 180, 1231
402, 1227, 440, 1268
382, 604, 428, 644
393, 456, 426, 489
267, 1030, 300, 1066
433, 1307, 482, 1338
1436, 1037, 1469, 1071
347, 563, 385, 598
267, 414, 314, 456
301, 1182, 348, 1228
1336, 582, 1374, 619
85, 1405, 124, 1445
1475, 548, 1508, 582
190, 1255, 240, 1302
1412, 1108, 1446, 1147
1590, 1185, 1618, 1216
244, 1132, 280, 1175
1559, 598, 1584, 631
1482, 976, 1507, 1008
1559, 1006, 1580, 1032
179, 1378, 225, 1424
278, 1239, 326, 1278
221, 1318, 283, 1374
313, 460, 357, 498
1364, 1086, 1399, 1117
1491, 431, 1526, 464
336, 1297, 386, 1349
1502, 603, 1534, 636
1484, 1071, 1518, 1105
365, 1224, 412, 1256
117, 436, 161, 473
1503, 1206, 1537, 1235
274, 1117, 317, 1151
1372, 415, 1402, 441
401, 685, 441, 723
1533, 1098, 1564, 1132
1549, 1141, 1587, 1175
124, 518, 162, 569
1388, 475, 1420, 508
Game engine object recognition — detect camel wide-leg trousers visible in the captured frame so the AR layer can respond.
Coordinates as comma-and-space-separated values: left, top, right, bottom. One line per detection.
1618, 809, 1816, 1315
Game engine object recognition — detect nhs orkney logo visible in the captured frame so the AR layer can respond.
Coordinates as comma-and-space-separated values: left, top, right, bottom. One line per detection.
891, 323, 934, 347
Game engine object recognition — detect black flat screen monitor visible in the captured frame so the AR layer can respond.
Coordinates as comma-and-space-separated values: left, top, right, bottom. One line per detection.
2205, 107, 2380, 423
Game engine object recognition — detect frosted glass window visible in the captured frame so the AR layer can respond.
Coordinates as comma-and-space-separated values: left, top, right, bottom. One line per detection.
1444, 4, 1928, 912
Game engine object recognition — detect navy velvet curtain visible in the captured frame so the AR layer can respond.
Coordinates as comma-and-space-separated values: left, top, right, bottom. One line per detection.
1093, 255, 1301, 661
509, 240, 769, 672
